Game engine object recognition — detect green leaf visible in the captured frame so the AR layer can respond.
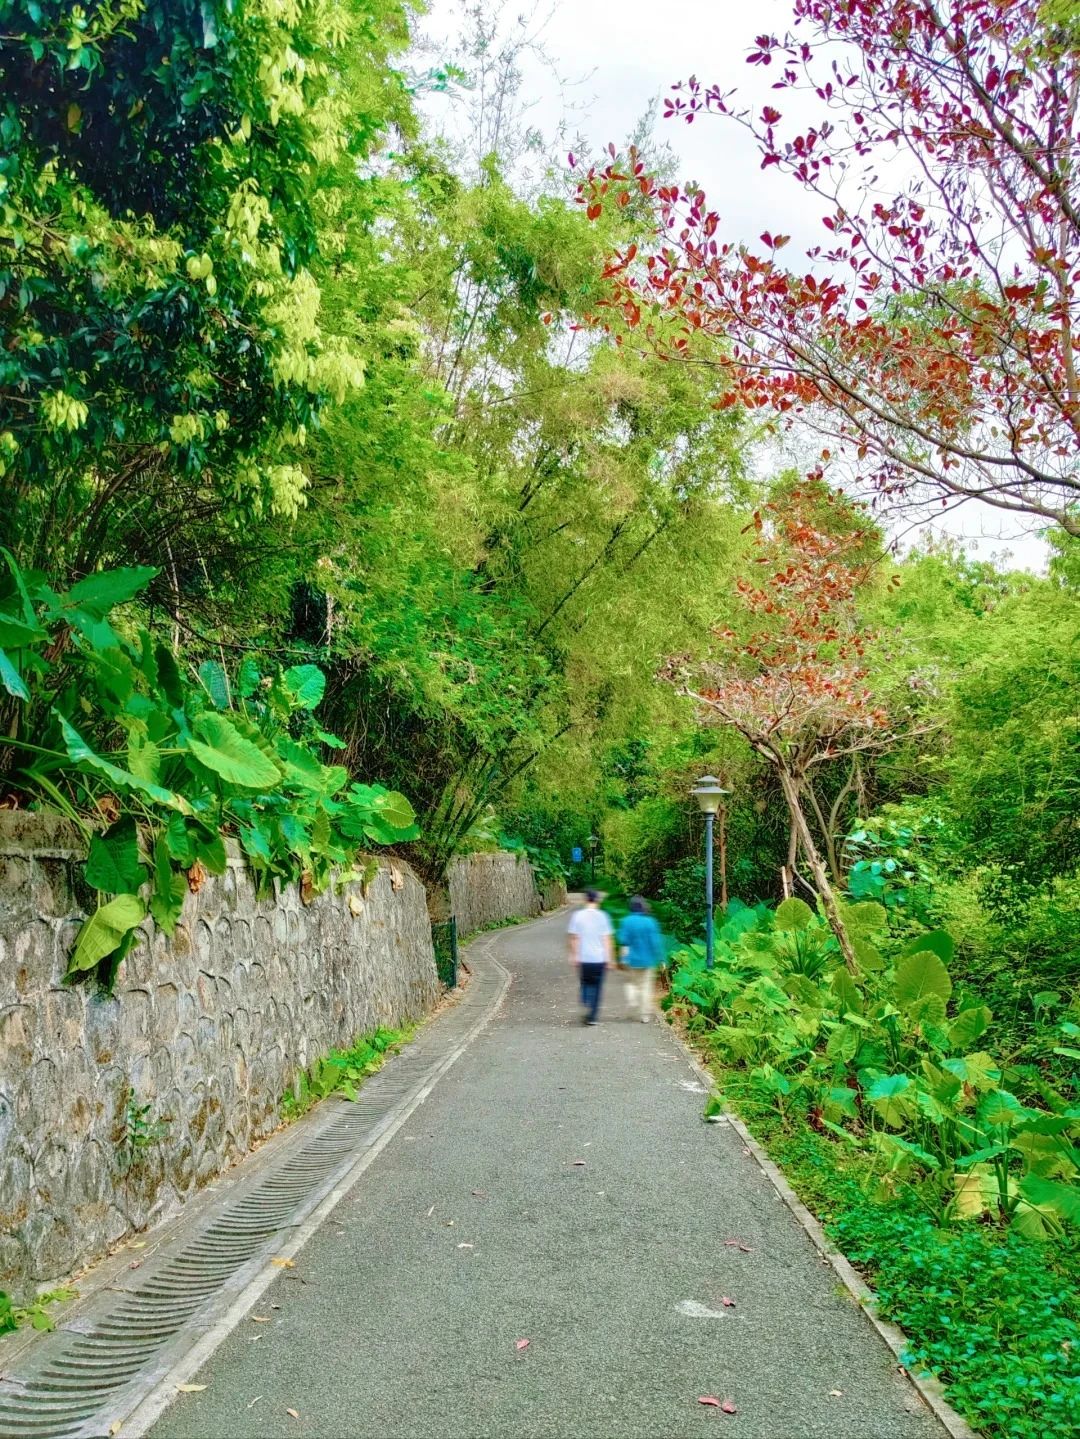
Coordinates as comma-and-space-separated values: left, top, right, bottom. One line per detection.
896, 947, 952, 1011
852, 937, 885, 972
84, 819, 147, 894
0, 647, 29, 700
866, 1073, 915, 1128
774, 897, 814, 932
164, 813, 195, 866
56, 713, 183, 809
237, 656, 262, 698
831, 966, 862, 1014
127, 737, 162, 785
979, 1089, 1026, 1130
842, 901, 887, 933
67, 894, 145, 975
899, 929, 955, 965
0, 613, 46, 650
149, 837, 186, 935
64, 566, 157, 620
187, 713, 281, 789
155, 644, 184, 709
943, 1051, 1001, 1093
198, 660, 230, 710
283, 663, 326, 710
279, 738, 330, 791
1019, 1173, 1080, 1224
948, 1004, 992, 1050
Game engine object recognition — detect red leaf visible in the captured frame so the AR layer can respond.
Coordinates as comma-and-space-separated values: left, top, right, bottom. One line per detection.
721, 1296, 736, 1307
587, 203, 602, 222
515, 1338, 530, 1351
722, 1399, 737, 1414
698, 1396, 721, 1407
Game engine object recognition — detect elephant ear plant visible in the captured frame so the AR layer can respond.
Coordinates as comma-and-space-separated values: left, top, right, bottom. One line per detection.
0, 553, 419, 988
666, 898, 1080, 1241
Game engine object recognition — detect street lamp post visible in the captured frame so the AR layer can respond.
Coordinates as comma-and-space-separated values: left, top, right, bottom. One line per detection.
692, 776, 729, 969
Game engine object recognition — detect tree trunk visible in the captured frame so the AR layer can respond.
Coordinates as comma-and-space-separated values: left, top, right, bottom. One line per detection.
776, 768, 859, 973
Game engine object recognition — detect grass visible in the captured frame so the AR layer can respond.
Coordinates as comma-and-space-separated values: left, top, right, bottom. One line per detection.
705, 1060, 1080, 1439
280, 1024, 414, 1121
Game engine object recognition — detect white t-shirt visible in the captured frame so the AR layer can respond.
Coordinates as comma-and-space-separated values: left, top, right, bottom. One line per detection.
568, 906, 613, 966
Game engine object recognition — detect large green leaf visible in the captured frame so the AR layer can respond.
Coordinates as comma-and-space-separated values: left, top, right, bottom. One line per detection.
68, 894, 145, 975
943, 1051, 1001, 1093
0, 613, 46, 650
64, 566, 158, 620
896, 947, 952, 1011
831, 966, 862, 1014
0, 646, 29, 700
198, 659, 230, 710
149, 836, 186, 936
1019, 1174, 1080, 1225
841, 901, 887, 933
56, 713, 184, 809
852, 937, 885, 972
187, 712, 281, 789
283, 663, 326, 710
978, 1089, 1026, 1131
899, 929, 955, 965
948, 1004, 992, 1050
866, 1073, 915, 1128
84, 819, 147, 894
774, 897, 814, 932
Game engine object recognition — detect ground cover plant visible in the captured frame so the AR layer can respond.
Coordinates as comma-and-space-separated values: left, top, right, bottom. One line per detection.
666, 893, 1080, 1437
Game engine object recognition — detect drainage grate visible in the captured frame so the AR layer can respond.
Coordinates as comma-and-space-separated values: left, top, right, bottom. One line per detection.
0, 940, 509, 1439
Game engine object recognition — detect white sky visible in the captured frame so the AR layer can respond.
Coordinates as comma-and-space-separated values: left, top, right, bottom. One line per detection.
415, 0, 1052, 573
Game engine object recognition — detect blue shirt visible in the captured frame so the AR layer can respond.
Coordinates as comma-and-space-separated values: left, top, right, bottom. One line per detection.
617, 912, 664, 968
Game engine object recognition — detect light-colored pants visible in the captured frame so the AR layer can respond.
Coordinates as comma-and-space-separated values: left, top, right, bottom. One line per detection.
624, 966, 655, 1019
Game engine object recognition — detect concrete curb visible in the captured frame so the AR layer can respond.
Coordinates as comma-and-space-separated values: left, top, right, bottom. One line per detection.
661, 1020, 980, 1439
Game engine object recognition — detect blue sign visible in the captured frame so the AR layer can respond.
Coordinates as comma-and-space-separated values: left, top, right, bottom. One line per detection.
571, 846, 583, 863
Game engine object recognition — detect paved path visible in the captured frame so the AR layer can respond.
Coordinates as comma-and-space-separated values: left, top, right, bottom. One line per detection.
151, 911, 943, 1439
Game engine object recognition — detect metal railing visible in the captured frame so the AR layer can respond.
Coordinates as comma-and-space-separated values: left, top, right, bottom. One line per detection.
431, 917, 459, 988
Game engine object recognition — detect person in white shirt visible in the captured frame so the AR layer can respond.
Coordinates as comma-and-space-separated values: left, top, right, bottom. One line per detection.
566, 890, 615, 1026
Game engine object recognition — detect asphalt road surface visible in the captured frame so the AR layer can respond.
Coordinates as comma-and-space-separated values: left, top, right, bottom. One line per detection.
150, 910, 944, 1439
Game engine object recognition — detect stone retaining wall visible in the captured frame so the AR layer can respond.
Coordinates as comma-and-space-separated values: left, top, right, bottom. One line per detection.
447, 852, 548, 935
0, 813, 438, 1299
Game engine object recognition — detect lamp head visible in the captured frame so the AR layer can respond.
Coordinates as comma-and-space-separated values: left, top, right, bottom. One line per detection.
691, 774, 728, 815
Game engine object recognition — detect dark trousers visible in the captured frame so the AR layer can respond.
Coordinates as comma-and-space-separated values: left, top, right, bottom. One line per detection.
579, 962, 606, 1022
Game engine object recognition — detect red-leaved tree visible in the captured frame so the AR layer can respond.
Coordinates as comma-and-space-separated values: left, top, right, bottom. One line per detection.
666, 488, 904, 970
583, 0, 1080, 536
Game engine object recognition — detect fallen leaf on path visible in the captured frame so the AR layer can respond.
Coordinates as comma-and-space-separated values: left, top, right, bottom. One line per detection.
175, 1384, 206, 1393
426, 1205, 435, 1217
720, 1297, 736, 1308
698, 1396, 721, 1407
129, 1241, 146, 1249
571, 1160, 587, 1167
471, 1189, 488, 1198
247, 1396, 263, 1410
251, 1315, 271, 1323
270, 1257, 295, 1268
109, 1424, 121, 1436
286, 1408, 300, 1419
271, 1303, 281, 1310
721, 1399, 737, 1414
129, 1260, 142, 1270
723, 1240, 753, 1253
457, 1243, 474, 1250
444, 1219, 455, 1226
515, 1339, 530, 1351
829, 1389, 843, 1397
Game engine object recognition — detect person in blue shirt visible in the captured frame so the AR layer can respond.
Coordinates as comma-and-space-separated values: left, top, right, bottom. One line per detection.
616, 897, 665, 1022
